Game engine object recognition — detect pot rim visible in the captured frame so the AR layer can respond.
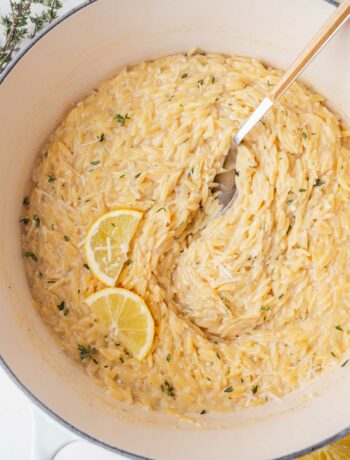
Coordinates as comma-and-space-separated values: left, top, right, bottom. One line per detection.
0, 1, 347, 459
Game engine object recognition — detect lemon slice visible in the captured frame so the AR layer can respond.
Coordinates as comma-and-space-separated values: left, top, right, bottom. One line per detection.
84, 209, 142, 286
85, 287, 154, 360
300, 433, 350, 459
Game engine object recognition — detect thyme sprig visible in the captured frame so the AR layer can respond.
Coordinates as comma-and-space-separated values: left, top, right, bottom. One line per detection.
0, 0, 63, 73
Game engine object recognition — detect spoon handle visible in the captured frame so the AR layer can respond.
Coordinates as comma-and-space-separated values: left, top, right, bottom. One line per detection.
233, 0, 350, 146
269, 0, 350, 102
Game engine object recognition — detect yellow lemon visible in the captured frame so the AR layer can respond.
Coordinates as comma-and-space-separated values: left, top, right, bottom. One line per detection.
85, 287, 154, 361
84, 209, 142, 286
300, 434, 350, 460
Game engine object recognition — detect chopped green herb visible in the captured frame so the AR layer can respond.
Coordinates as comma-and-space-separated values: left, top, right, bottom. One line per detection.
288, 191, 293, 194
252, 385, 258, 394
135, 173, 141, 178
92, 358, 98, 364
261, 306, 271, 312
299, 188, 306, 192
25, 251, 37, 262
156, 207, 166, 213
341, 359, 349, 368
96, 133, 105, 142
287, 200, 294, 205
64, 235, 70, 241
200, 409, 207, 414
119, 357, 124, 364
286, 225, 292, 235
83, 263, 90, 270
48, 174, 56, 182
111, 223, 116, 227
51, 224, 56, 230
64, 308, 69, 316
161, 380, 175, 398
197, 79, 204, 87
240, 377, 244, 383
267, 80, 273, 86
47, 280, 55, 284
120, 174, 126, 178
23, 196, 30, 206
216, 352, 221, 360
224, 386, 233, 393
211, 76, 215, 83
115, 342, 121, 346
114, 113, 130, 126
302, 131, 307, 140
278, 294, 284, 299
77, 344, 96, 360
104, 364, 109, 368
181, 73, 188, 78
57, 301, 65, 311
125, 259, 133, 266
166, 353, 171, 362
335, 325, 343, 331
314, 178, 324, 187
331, 351, 336, 358
19, 217, 29, 225
90, 160, 100, 166
85, 199, 91, 203
182, 137, 189, 144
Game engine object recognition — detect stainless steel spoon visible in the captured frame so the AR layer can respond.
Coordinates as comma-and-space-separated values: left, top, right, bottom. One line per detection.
216, 0, 350, 210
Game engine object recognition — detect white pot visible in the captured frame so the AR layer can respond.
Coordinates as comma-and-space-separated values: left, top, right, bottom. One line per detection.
0, 0, 349, 459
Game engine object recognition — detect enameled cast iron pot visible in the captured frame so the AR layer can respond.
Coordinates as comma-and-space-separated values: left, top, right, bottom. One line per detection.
0, 0, 349, 458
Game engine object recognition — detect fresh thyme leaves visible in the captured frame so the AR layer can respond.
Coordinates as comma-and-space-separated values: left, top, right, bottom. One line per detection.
90, 160, 100, 166
161, 380, 175, 398
278, 294, 284, 299
314, 178, 324, 187
200, 409, 207, 414
252, 385, 258, 394
57, 301, 65, 311
0, 0, 63, 73
287, 200, 294, 205
25, 251, 37, 261
331, 351, 336, 357
197, 79, 204, 88
299, 188, 306, 192
267, 80, 273, 86
114, 113, 130, 126
83, 263, 90, 270
335, 325, 343, 331
19, 217, 29, 225
286, 225, 292, 235
156, 207, 166, 213
224, 386, 233, 393
302, 131, 307, 140
96, 133, 105, 142
166, 353, 171, 362
63, 235, 70, 241
48, 174, 56, 182
341, 359, 349, 368
30, 0, 63, 38
23, 196, 30, 206
261, 306, 271, 312
125, 259, 132, 266
211, 76, 215, 83
77, 344, 96, 360
134, 172, 141, 178
181, 73, 188, 78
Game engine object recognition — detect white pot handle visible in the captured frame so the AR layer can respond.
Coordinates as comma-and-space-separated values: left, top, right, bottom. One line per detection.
31, 406, 79, 460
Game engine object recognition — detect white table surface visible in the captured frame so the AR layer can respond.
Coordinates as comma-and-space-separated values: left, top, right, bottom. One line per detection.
0, 4, 127, 459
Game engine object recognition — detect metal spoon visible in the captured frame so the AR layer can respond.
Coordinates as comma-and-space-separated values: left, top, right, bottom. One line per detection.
216, 0, 350, 210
